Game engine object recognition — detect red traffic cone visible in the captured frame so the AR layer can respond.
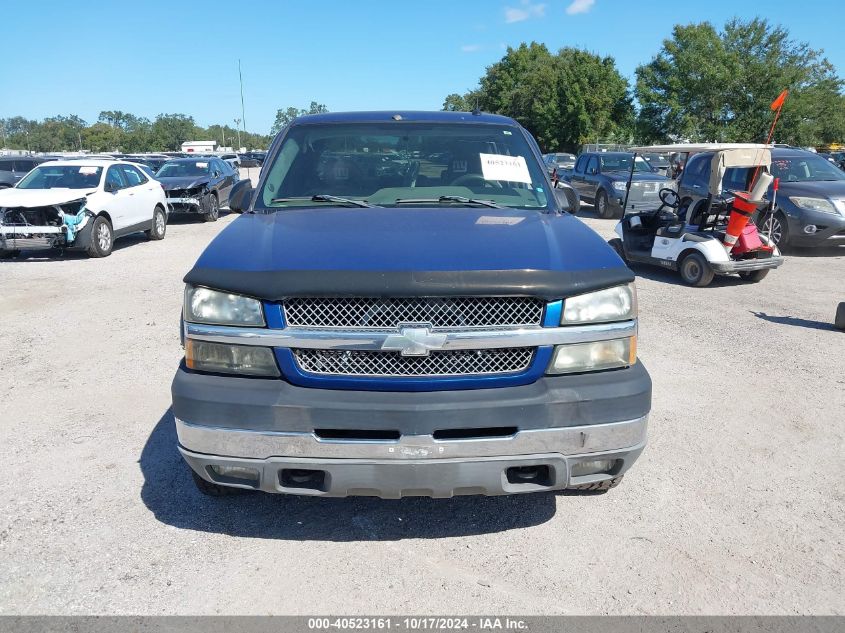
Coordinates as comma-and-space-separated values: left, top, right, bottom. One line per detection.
722, 193, 758, 251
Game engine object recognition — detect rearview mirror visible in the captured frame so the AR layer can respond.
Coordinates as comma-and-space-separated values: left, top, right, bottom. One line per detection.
229, 179, 253, 213
554, 186, 576, 214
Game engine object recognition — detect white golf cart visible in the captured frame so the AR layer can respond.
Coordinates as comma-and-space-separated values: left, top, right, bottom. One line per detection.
609, 144, 785, 287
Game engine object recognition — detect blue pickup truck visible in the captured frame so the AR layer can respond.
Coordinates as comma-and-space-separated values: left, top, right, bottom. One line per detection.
172, 111, 651, 499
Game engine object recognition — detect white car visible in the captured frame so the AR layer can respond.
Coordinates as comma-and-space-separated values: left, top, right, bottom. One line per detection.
0, 159, 169, 258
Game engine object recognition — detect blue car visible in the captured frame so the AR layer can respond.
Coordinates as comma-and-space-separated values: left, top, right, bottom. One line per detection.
171, 111, 651, 498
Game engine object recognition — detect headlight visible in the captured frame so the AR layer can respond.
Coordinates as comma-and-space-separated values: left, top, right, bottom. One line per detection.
788, 196, 839, 215
184, 286, 265, 326
562, 284, 637, 325
611, 181, 627, 191
547, 337, 636, 374
186, 340, 279, 377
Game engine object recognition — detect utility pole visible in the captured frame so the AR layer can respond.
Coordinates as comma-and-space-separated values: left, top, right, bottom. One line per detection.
238, 59, 247, 146
234, 118, 242, 151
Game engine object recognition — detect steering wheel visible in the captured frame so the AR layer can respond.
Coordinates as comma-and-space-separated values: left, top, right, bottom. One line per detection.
658, 187, 680, 208
450, 173, 501, 188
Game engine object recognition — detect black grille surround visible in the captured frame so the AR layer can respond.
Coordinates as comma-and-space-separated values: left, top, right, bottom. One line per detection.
283, 296, 545, 330
292, 347, 536, 378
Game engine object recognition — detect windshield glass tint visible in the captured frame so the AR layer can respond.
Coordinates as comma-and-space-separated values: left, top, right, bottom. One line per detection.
771, 156, 845, 182
256, 122, 550, 210
156, 161, 210, 178
16, 165, 103, 189
600, 154, 652, 173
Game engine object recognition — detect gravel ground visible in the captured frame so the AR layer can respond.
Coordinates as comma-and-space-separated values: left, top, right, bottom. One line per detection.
1, 203, 843, 615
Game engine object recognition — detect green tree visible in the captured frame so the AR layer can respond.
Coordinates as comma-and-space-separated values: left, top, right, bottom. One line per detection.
150, 113, 199, 151
270, 101, 328, 135
445, 43, 632, 152
635, 18, 845, 145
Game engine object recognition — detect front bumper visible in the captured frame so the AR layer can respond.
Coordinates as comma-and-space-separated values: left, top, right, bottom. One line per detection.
711, 255, 785, 273
172, 362, 651, 497
166, 197, 202, 213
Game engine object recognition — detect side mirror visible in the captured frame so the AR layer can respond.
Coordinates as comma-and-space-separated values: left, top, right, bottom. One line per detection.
229, 179, 253, 213
554, 186, 576, 214
104, 181, 117, 193
213, 170, 220, 178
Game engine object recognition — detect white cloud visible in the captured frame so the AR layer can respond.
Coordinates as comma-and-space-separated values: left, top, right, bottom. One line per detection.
461, 44, 482, 53
504, 1, 547, 23
565, 0, 595, 15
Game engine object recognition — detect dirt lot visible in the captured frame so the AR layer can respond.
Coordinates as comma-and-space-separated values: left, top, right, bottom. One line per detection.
1, 206, 843, 615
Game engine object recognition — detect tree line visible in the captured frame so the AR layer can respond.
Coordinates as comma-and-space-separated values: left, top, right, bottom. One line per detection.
442, 18, 845, 152
0, 111, 272, 154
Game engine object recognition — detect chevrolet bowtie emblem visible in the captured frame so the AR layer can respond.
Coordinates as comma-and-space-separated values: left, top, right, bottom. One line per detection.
381, 326, 448, 356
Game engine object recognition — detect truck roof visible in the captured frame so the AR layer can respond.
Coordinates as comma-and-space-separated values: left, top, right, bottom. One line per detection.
292, 110, 519, 126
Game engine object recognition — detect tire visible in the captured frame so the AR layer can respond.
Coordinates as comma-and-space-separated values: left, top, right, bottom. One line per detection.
146, 206, 167, 240
0, 249, 21, 259
568, 476, 623, 493
191, 470, 250, 497
679, 251, 715, 287
835, 302, 845, 330
201, 193, 219, 223
595, 189, 612, 219
86, 216, 113, 258
739, 269, 769, 283
608, 238, 627, 262
759, 211, 789, 248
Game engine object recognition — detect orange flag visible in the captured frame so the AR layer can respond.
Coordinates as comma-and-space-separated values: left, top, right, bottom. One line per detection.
770, 89, 789, 111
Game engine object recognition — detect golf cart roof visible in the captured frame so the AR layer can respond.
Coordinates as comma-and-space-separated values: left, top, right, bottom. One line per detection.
631, 144, 772, 197
629, 143, 771, 153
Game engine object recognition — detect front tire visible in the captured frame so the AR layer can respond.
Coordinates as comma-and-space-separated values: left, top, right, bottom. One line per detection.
191, 470, 250, 497
679, 251, 714, 287
835, 302, 845, 330
739, 269, 769, 283
201, 193, 219, 223
86, 216, 113, 258
595, 189, 613, 219
146, 206, 167, 240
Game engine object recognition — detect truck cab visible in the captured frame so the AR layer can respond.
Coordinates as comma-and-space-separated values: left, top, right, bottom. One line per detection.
172, 111, 651, 499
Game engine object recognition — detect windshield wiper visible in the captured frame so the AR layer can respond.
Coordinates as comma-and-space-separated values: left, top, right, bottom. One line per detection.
393, 195, 503, 209
269, 194, 375, 208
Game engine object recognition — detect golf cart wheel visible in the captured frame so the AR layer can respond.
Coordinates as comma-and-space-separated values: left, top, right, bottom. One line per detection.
759, 211, 788, 248
567, 476, 623, 493
595, 189, 613, 219
739, 269, 769, 283
835, 302, 845, 330
191, 470, 250, 497
608, 238, 627, 262
202, 193, 219, 223
679, 252, 714, 287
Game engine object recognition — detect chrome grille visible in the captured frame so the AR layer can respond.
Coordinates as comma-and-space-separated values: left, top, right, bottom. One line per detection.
293, 348, 535, 377
284, 297, 544, 329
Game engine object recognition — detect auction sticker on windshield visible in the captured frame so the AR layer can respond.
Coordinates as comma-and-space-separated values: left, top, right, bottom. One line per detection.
479, 153, 531, 184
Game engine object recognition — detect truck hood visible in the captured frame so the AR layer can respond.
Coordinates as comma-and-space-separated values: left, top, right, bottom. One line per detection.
603, 171, 669, 183
185, 207, 632, 300
0, 188, 92, 208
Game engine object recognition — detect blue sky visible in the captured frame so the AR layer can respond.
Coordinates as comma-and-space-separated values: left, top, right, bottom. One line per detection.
2, 0, 843, 133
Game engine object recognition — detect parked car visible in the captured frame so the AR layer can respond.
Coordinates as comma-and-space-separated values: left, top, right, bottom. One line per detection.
563, 152, 671, 219
641, 152, 671, 175
543, 152, 577, 176
155, 157, 237, 221
677, 148, 845, 249
0, 160, 168, 258
172, 110, 650, 499
0, 156, 46, 189
217, 153, 241, 169
125, 155, 169, 173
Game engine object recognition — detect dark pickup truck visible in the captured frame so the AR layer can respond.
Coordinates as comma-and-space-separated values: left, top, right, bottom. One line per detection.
172, 111, 651, 499
563, 152, 671, 219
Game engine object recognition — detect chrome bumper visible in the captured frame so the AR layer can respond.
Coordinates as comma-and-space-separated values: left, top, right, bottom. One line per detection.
178, 416, 647, 497
166, 197, 201, 207
176, 415, 647, 460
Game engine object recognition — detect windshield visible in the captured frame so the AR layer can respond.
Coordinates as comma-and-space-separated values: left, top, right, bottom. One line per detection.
16, 165, 103, 190
256, 122, 551, 210
600, 154, 653, 173
642, 153, 669, 168
156, 161, 210, 178
771, 155, 845, 182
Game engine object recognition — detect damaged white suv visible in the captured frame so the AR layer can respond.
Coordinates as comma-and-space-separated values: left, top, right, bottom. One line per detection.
0, 159, 169, 258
